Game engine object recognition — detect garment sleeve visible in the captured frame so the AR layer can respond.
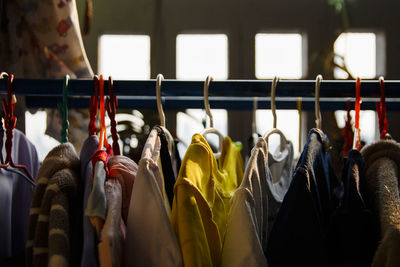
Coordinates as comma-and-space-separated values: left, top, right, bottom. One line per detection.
48, 191, 70, 267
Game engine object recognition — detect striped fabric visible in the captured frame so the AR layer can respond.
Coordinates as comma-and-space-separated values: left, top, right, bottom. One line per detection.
26, 143, 80, 267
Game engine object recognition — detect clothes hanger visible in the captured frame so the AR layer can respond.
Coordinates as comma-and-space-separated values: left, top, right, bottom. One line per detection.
251, 97, 259, 147
57, 75, 69, 143
297, 97, 302, 155
106, 76, 120, 155
89, 75, 99, 136
98, 74, 109, 151
0, 73, 34, 183
263, 77, 288, 152
376, 76, 389, 139
201, 75, 224, 159
156, 74, 175, 154
315, 74, 323, 130
353, 77, 362, 150
342, 99, 353, 158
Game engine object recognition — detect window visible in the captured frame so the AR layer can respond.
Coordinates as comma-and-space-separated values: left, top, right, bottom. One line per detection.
25, 111, 60, 162
98, 34, 151, 79
176, 34, 228, 156
334, 32, 378, 144
334, 33, 376, 79
255, 33, 303, 79
176, 34, 228, 80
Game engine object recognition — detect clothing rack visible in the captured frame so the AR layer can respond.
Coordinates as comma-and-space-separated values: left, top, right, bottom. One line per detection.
1, 78, 400, 110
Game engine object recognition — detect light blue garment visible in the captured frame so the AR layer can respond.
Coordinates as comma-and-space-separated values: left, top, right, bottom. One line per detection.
80, 135, 99, 267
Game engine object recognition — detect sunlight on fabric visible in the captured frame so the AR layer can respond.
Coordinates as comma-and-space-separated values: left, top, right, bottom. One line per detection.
255, 33, 303, 79
335, 110, 377, 144
98, 34, 150, 79
256, 110, 300, 159
176, 34, 228, 80
25, 111, 60, 162
334, 33, 376, 79
176, 109, 228, 156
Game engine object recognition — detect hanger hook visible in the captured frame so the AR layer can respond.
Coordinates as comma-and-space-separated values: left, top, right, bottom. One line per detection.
315, 74, 323, 129
271, 76, 280, 128
156, 74, 166, 127
204, 75, 214, 128
58, 74, 69, 143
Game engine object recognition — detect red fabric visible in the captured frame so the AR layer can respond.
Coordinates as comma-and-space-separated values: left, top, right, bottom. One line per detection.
342, 100, 353, 158
376, 78, 388, 139
354, 78, 362, 151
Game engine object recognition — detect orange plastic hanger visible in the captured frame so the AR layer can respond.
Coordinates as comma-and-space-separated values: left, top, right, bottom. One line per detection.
89, 76, 99, 136
353, 77, 362, 151
98, 75, 109, 150
0, 74, 34, 181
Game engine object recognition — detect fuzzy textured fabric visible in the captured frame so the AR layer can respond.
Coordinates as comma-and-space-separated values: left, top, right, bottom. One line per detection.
361, 139, 400, 267
26, 143, 80, 267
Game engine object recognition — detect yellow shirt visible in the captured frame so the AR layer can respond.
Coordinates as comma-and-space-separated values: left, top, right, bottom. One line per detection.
172, 134, 244, 267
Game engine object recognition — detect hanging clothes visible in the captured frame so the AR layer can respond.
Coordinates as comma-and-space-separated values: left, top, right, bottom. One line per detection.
98, 179, 124, 267
85, 147, 112, 237
26, 143, 81, 267
327, 149, 379, 266
266, 128, 340, 267
221, 137, 293, 267
124, 126, 182, 267
171, 134, 243, 267
98, 155, 137, 267
0, 128, 39, 264
361, 138, 400, 267
80, 135, 100, 267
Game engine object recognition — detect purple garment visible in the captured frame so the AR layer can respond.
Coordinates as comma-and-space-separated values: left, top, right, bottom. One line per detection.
0, 175, 12, 259
0, 128, 39, 259
80, 135, 100, 267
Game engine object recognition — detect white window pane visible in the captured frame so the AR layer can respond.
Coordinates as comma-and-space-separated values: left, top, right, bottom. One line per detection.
98, 35, 150, 80
334, 110, 377, 144
255, 33, 302, 79
334, 33, 376, 79
176, 34, 228, 80
25, 111, 60, 162
177, 109, 227, 156
256, 110, 300, 159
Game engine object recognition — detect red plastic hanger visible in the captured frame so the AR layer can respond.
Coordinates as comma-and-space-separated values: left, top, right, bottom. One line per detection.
106, 76, 120, 155
0, 74, 34, 181
89, 75, 99, 136
98, 75, 109, 150
376, 76, 388, 139
342, 99, 353, 157
353, 77, 362, 151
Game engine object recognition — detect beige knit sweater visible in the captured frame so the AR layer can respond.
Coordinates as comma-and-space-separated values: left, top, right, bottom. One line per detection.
26, 143, 80, 267
361, 139, 400, 267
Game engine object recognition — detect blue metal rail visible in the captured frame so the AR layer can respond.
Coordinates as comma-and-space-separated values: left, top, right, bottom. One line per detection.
1, 78, 399, 110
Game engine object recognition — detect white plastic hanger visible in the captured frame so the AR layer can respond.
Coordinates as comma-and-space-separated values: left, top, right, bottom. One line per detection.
156, 74, 174, 153
315, 74, 323, 130
201, 75, 224, 159
263, 77, 288, 152
251, 97, 259, 146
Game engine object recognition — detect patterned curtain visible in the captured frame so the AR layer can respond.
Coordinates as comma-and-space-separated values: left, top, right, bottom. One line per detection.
0, 0, 93, 152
